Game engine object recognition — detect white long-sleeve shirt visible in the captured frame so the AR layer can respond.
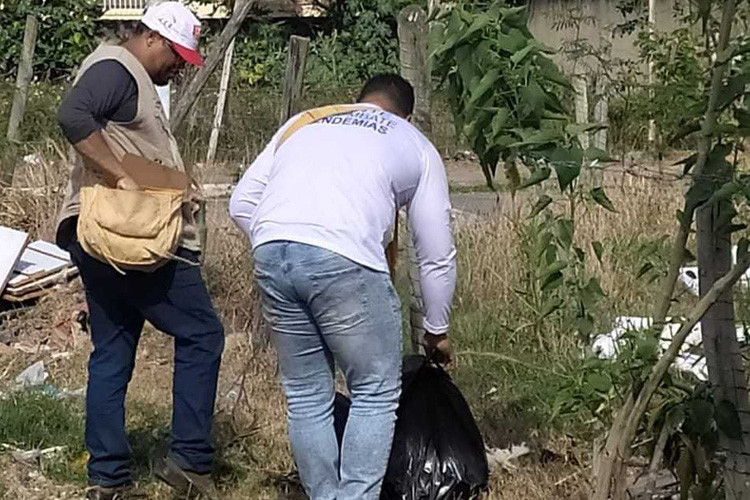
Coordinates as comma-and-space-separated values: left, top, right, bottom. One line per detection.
229, 104, 456, 334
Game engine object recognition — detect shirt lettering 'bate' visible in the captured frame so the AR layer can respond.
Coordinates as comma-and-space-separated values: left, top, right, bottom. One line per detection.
319, 110, 398, 135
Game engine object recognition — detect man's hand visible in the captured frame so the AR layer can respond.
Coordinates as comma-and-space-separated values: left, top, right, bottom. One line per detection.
115, 174, 140, 191
422, 333, 454, 366
72, 131, 131, 187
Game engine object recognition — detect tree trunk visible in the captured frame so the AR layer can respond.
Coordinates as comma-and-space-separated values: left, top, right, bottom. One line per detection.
697, 165, 750, 499
592, 2, 740, 497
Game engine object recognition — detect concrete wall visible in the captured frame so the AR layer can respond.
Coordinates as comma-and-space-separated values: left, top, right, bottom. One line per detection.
527, 0, 682, 74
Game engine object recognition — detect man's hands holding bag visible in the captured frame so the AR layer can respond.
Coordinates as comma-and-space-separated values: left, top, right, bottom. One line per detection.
422, 333, 454, 366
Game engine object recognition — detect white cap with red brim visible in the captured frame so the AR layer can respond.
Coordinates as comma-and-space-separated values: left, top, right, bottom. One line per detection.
142, 1, 204, 67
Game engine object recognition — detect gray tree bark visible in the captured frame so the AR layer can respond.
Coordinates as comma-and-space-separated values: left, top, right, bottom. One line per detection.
697, 168, 750, 499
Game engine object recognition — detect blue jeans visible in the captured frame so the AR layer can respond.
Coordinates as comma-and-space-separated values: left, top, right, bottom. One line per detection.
254, 241, 402, 500
68, 240, 225, 487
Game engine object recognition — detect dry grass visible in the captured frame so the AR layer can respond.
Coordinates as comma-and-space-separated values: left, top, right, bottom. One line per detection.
0, 152, 690, 499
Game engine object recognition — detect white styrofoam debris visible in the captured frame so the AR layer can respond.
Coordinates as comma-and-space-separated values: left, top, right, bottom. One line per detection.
486, 443, 531, 471
14, 361, 48, 388
592, 317, 748, 381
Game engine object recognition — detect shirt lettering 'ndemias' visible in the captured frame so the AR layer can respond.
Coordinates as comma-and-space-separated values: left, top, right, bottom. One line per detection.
229, 104, 457, 334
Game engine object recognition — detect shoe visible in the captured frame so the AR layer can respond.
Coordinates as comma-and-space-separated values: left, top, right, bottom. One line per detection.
154, 456, 218, 499
85, 484, 132, 500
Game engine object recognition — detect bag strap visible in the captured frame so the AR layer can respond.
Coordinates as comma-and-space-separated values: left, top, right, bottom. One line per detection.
275, 104, 370, 152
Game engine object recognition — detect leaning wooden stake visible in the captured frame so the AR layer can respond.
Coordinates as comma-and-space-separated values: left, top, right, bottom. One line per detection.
2, 15, 39, 186
279, 35, 310, 124
592, 2, 739, 498
206, 39, 235, 166
171, 0, 255, 131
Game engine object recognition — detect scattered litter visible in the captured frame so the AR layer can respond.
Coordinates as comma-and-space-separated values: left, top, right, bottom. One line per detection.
15, 361, 48, 388
677, 246, 750, 297
12, 446, 67, 465
2, 239, 79, 303
483, 386, 498, 398
592, 316, 746, 381
21, 153, 43, 168
486, 443, 531, 472
51, 351, 73, 361
677, 266, 699, 296
0, 226, 29, 295
55, 387, 86, 399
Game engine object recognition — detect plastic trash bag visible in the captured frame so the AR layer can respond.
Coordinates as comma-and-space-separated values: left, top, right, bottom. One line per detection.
333, 356, 488, 499
382, 355, 489, 499
334, 391, 351, 448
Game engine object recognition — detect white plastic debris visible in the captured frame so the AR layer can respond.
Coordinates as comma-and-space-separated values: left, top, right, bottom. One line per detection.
592, 316, 747, 381
678, 246, 750, 297
56, 387, 86, 399
677, 266, 700, 296
21, 153, 43, 168
14, 361, 48, 388
12, 446, 66, 464
486, 443, 531, 472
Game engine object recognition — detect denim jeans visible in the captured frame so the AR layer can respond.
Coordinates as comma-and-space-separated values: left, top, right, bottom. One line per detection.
254, 241, 402, 500
68, 240, 225, 487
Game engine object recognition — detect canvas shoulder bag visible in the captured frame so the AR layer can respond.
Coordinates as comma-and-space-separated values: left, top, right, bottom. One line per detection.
77, 154, 189, 273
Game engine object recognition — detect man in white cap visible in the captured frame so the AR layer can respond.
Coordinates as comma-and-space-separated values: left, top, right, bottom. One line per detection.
56, 3, 223, 499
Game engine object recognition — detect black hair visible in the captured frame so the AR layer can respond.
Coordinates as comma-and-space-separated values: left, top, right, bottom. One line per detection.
133, 21, 151, 36
357, 74, 415, 117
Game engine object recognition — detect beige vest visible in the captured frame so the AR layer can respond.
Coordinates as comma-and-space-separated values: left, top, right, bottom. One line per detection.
57, 44, 201, 252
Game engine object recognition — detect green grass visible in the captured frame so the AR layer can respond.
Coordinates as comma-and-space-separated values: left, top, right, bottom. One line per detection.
0, 390, 86, 482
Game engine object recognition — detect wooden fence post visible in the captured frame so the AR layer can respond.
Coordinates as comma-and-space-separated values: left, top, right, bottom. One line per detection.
398, 5, 431, 354
250, 34, 309, 350
279, 35, 310, 124
170, 0, 255, 131
594, 94, 608, 151
206, 39, 235, 165
398, 6, 431, 135
2, 15, 39, 186
573, 73, 590, 150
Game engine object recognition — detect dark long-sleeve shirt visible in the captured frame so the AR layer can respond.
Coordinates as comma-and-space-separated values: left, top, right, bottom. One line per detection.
57, 60, 138, 144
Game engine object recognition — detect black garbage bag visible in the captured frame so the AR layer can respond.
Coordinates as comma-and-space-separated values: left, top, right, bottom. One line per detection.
334, 391, 351, 448
381, 355, 489, 500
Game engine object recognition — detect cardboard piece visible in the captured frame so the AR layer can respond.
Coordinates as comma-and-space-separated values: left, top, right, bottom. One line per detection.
3, 267, 79, 298
0, 227, 29, 294
9, 247, 70, 286
121, 153, 189, 191
28, 240, 71, 261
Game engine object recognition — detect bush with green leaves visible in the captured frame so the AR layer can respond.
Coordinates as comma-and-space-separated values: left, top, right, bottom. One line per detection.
214, 0, 417, 89
0, 0, 101, 80
430, 2, 607, 190
431, 1, 616, 340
